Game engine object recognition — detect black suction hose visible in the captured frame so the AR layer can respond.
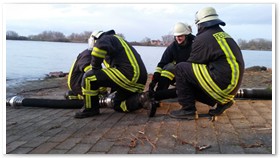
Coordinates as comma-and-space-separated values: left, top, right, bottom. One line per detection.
235, 88, 272, 99
6, 88, 272, 109
6, 96, 83, 109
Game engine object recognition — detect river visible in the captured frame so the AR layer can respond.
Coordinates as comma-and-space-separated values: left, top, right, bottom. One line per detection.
6, 40, 273, 87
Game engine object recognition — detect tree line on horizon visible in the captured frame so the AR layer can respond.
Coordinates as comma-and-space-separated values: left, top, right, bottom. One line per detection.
6, 30, 272, 51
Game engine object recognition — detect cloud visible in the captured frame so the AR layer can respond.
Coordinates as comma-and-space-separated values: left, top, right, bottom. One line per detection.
4, 3, 273, 41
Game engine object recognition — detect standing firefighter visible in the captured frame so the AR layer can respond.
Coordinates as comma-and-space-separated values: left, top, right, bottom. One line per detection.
75, 30, 148, 118
149, 22, 195, 92
169, 7, 245, 119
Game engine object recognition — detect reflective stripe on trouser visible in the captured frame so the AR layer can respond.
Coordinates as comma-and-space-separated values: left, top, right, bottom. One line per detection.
120, 101, 128, 112
82, 75, 99, 109
102, 68, 145, 93
175, 62, 217, 109
70, 87, 106, 100
68, 94, 84, 100
114, 93, 142, 112
161, 70, 175, 80
160, 63, 175, 80
155, 67, 162, 73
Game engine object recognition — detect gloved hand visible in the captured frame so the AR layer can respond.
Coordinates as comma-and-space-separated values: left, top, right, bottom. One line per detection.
149, 72, 161, 92
149, 81, 156, 93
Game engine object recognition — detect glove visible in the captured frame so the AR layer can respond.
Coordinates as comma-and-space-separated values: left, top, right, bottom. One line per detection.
149, 81, 156, 92
149, 72, 161, 92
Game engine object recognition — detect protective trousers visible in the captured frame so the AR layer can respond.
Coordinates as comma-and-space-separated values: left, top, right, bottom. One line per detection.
156, 63, 176, 91
82, 69, 143, 112
175, 62, 216, 110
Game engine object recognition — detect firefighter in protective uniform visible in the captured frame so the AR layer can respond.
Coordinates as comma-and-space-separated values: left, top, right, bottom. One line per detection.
169, 7, 245, 119
75, 30, 148, 118
65, 34, 107, 100
149, 22, 195, 93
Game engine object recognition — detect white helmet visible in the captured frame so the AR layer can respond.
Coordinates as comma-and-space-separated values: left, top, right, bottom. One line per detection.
195, 7, 225, 27
88, 31, 104, 50
88, 36, 94, 50
173, 22, 192, 36
91, 31, 104, 39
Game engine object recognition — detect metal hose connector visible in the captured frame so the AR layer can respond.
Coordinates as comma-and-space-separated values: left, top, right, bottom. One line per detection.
99, 91, 116, 108
235, 89, 244, 98
6, 96, 24, 108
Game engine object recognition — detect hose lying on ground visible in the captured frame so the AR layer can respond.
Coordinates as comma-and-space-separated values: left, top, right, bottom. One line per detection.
6, 88, 272, 109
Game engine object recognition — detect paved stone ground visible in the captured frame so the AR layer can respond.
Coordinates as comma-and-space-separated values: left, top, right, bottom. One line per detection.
6, 99, 273, 154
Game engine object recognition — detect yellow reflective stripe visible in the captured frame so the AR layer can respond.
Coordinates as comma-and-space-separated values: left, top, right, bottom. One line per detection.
103, 60, 110, 68
213, 32, 240, 94
120, 100, 129, 112
83, 89, 99, 96
78, 94, 84, 100
67, 59, 77, 91
92, 47, 107, 58
102, 69, 138, 92
102, 68, 144, 92
155, 67, 162, 73
83, 80, 91, 108
68, 95, 79, 100
102, 68, 145, 92
98, 87, 107, 93
114, 35, 140, 83
218, 39, 240, 94
161, 70, 175, 80
68, 95, 84, 100
192, 64, 229, 104
85, 75, 90, 108
198, 64, 234, 101
83, 65, 92, 72
109, 68, 145, 90
83, 75, 98, 108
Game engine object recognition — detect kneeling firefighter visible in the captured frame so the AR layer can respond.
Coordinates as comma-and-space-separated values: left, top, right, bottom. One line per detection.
75, 30, 150, 118
65, 34, 107, 100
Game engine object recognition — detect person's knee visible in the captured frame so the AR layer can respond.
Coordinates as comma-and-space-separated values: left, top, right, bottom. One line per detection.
163, 63, 176, 72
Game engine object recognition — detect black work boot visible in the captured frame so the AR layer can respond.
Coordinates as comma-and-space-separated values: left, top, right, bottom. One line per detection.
139, 92, 157, 117
74, 106, 100, 119
139, 92, 151, 109
64, 90, 74, 100
208, 100, 234, 116
169, 109, 198, 120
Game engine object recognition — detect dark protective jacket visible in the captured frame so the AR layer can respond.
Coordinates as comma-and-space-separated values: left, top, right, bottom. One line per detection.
91, 31, 147, 92
67, 49, 92, 95
188, 25, 244, 104
156, 34, 195, 69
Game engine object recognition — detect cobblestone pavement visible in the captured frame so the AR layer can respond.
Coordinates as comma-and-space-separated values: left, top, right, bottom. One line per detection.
6, 99, 273, 154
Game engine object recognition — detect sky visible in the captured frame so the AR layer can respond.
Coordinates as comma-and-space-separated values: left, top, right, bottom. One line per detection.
3, 3, 274, 42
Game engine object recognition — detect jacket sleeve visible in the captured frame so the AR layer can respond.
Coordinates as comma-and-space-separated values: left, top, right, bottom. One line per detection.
156, 44, 174, 68
91, 36, 115, 69
76, 49, 92, 72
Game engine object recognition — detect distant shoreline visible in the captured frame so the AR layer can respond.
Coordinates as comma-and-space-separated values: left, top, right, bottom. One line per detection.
6, 39, 272, 51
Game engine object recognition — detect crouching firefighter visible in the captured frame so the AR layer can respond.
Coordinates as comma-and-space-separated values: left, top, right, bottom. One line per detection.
169, 7, 245, 119
65, 34, 107, 100
75, 30, 150, 118
148, 22, 195, 107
